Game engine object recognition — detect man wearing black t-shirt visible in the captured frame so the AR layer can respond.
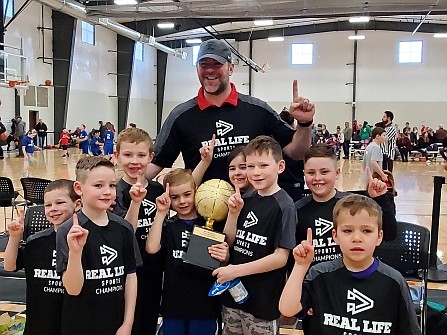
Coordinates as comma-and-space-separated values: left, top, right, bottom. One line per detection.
145, 39, 314, 198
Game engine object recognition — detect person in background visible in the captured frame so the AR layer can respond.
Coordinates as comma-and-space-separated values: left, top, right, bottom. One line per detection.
417, 131, 431, 161
342, 121, 352, 159
0, 117, 5, 159
360, 121, 372, 148
379, 111, 397, 172
59, 127, 71, 158
410, 127, 419, 150
98, 120, 106, 139
397, 131, 412, 162
435, 124, 447, 142
35, 119, 48, 149
14, 116, 26, 157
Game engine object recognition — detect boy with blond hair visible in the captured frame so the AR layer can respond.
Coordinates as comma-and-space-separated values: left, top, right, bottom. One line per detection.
56, 157, 139, 335
214, 135, 297, 334
4, 179, 81, 335
280, 194, 420, 335
113, 127, 165, 335
146, 168, 228, 335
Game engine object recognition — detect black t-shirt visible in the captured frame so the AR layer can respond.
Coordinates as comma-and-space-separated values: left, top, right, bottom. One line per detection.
153, 92, 295, 183
301, 257, 420, 335
222, 189, 297, 320
295, 191, 397, 267
113, 178, 164, 255
160, 215, 221, 319
16, 228, 63, 335
56, 211, 137, 335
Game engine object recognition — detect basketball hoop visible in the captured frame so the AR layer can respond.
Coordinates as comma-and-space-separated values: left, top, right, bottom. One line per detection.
8, 80, 29, 88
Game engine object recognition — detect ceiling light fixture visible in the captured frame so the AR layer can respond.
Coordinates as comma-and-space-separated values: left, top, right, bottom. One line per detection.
186, 39, 202, 44
349, 16, 370, 23
434, 33, 447, 38
348, 35, 366, 40
157, 22, 175, 29
114, 0, 137, 4
268, 36, 284, 42
254, 19, 273, 26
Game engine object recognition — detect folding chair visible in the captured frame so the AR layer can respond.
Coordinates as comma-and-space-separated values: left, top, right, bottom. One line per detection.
374, 221, 430, 335
20, 177, 52, 206
23, 205, 53, 240
0, 177, 19, 230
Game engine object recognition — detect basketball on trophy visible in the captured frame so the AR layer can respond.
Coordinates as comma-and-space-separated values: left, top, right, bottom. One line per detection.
195, 179, 235, 224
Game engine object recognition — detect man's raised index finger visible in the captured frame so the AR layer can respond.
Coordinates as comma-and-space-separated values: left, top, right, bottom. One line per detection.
293, 79, 299, 102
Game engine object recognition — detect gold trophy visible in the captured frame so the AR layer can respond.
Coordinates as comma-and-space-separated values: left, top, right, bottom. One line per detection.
183, 179, 234, 269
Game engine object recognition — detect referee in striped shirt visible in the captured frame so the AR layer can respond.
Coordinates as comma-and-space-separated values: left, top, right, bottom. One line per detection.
377, 110, 398, 172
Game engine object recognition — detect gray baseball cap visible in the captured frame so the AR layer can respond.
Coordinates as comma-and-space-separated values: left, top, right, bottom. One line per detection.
197, 39, 232, 64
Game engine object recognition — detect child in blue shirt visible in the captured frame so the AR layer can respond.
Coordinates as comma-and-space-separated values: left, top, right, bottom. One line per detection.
90, 129, 103, 156
77, 124, 89, 155
103, 124, 115, 159
21, 129, 41, 177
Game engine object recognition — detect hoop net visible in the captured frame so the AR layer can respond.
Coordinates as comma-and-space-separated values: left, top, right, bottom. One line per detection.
16, 87, 28, 96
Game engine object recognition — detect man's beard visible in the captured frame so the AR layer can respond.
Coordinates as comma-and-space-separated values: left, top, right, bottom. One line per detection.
203, 80, 228, 96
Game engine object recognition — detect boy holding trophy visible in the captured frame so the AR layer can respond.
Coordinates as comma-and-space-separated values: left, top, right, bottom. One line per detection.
146, 169, 229, 335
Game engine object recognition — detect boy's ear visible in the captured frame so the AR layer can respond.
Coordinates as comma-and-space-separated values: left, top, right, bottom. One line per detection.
332, 229, 339, 245
376, 229, 384, 246
149, 151, 155, 162
277, 159, 286, 174
73, 181, 83, 197
74, 199, 82, 211
335, 166, 341, 180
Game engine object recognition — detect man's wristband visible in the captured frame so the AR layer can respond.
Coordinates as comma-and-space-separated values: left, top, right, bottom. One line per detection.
297, 120, 313, 128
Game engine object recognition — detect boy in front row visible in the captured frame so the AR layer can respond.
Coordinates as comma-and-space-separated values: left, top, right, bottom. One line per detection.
4, 180, 81, 335
146, 168, 228, 335
279, 194, 420, 335
213, 135, 297, 334
56, 157, 139, 335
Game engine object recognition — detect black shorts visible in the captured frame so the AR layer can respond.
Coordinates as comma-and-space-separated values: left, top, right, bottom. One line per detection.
62, 145, 68, 150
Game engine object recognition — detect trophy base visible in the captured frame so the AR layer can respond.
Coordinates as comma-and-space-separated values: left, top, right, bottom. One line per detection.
183, 225, 226, 270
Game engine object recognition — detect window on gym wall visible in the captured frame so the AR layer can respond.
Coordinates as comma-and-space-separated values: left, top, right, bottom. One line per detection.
192, 45, 200, 65
134, 42, 144, 61
3, 0, 13, 18
292, 43, 313, 65
81, 22, 95, 45
399, 41, 422, 63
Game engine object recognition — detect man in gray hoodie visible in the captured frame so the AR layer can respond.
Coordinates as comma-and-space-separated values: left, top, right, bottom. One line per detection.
14, 116, 26, 157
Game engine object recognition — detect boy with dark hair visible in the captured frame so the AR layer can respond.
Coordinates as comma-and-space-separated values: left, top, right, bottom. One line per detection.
146, 168, 228, 335
280, 194, 420, 335
90, 129, 103, 157
4, 179, 81, 335
364, 127, 388, 182
295, 144, 396, 268
56, 156, 139, 335
113, 127, 165, 335
76, 124, 89, 155
214, 135, 297, 334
